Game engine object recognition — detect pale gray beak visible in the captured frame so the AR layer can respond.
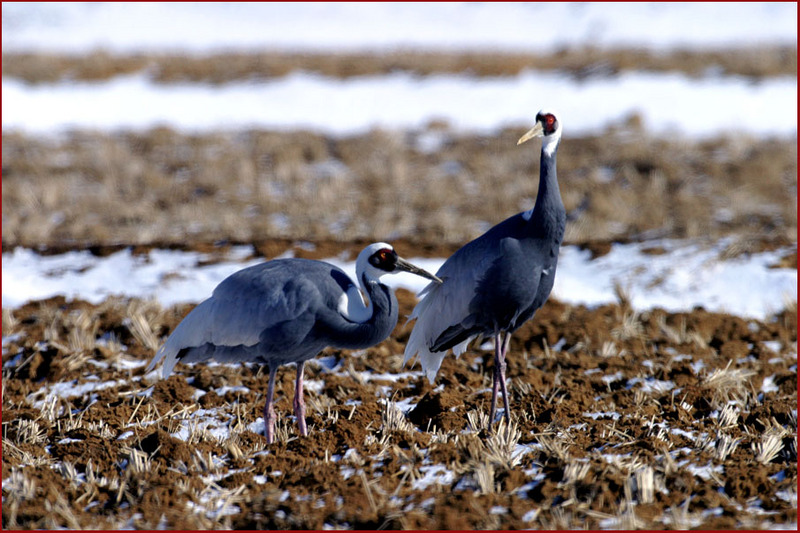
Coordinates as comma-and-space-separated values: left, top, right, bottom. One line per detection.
395, 257, 443, 284
517, 121, 544, 145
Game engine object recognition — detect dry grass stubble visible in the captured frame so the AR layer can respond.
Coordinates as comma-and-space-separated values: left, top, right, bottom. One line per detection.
2, 123, 796, 252
2, 292, 796, 529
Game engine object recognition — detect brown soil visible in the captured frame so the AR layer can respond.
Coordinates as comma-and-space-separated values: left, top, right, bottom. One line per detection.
2, 240, 797, 529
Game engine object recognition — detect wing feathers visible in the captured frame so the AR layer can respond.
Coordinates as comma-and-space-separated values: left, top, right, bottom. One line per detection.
147, 265, 320, 376
403, 260, 482, 382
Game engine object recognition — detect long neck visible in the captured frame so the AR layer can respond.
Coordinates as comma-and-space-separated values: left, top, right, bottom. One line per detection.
325, 275, 399, 350
529, 140, 565, 235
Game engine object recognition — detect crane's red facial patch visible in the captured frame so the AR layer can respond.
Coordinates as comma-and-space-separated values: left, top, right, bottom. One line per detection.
544, 113, 557, 134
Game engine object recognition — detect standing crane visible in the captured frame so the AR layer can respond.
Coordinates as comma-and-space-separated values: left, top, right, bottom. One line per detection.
404, 110, 566, 426
148, 243, 441, 443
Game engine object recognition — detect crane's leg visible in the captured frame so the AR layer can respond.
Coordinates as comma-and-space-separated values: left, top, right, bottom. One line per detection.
294, 361, 308, 437
499, 332, 512, 423
489, 331, 506, 427
264, 366, 278, 444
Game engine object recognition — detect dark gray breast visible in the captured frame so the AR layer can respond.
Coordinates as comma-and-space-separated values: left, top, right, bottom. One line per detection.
471, 212, 561, 332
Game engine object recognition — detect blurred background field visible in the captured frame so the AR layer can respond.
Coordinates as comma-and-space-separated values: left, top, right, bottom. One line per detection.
2, 3, 797, 530
2, 125, 797, 251
2, 3, 797, 254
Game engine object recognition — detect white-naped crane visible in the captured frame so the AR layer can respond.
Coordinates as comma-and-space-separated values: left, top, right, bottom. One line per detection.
147, 243, 441, 443
404, 109, 566, 427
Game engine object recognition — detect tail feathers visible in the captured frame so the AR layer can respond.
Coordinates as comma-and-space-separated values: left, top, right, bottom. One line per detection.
404, 334, 476, 384
419, 349, 447, 385
403, 292, 428, 327
404, 278, 481, 383
146, 299, 215, 378
403, 315, 440, 382
146, 334, 186, 379
404, 302, 477, 384
160, 345, 181, 379
430, 322, 480, 353
146, 316, 209, 379
149, 339, 257, 379
403, 331, 447, 385
146, 343, 171, 374
452, 338, 472, 357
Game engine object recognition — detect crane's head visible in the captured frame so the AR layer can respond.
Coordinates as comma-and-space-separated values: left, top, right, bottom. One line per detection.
517, 109, 562, 156
357, 243, 442, 284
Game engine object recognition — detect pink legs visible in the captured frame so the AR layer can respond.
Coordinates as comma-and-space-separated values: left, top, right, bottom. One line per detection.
488, 331, 512, 428
263, 366, 278, 444
294, 361, 307, 437
263, 362, 307, 444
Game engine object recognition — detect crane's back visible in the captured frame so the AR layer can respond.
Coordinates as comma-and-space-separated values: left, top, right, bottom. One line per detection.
149, 258, 359, 375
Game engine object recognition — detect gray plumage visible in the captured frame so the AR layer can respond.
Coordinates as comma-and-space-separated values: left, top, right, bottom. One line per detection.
404, 109, 566, 426
147, 242, 440, 443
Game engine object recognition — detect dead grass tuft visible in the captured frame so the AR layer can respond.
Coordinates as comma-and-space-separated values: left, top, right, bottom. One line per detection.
465, 409, 490, 434
9, 418, 47, 446
126, 312, 161, 353
484, 418, 522, 469
713, 433, 741, 461
3, 307, 19, 336
612, 309, 644, 341
704, 360, 756, 406
3, 468, 38, 503
2, 439, 53, 468
656, 315, 708, 348
537, 432, 572, 463
380, 399, 414, 434
713, 403, 740, 431
473, 461, 497, 494
752, 428, 789, 465
560, 461, 591, 488
43, 493, 82, 530
631, 465, 657, 504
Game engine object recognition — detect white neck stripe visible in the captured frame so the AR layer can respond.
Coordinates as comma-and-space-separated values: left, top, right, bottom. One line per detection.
542, 129, 561, 157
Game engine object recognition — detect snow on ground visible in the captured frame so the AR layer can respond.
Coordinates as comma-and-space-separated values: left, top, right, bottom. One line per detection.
3, 71, 796, 137
554, 240, 797, 319
3, 3, 796, 138
2, 2, 795, 54
3, 240, 795, 320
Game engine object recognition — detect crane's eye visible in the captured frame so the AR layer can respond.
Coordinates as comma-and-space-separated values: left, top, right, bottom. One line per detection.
370, 248, 395, 269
